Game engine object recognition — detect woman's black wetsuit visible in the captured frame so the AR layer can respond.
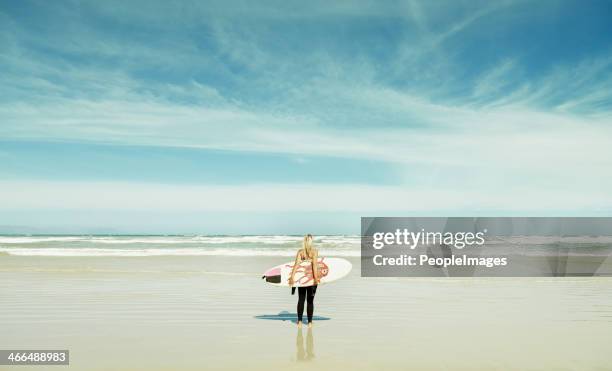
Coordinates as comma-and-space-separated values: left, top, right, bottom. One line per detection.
297, 285, 317, 323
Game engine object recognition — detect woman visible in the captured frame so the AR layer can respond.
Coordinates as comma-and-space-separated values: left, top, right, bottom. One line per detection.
288, 234, 320, 328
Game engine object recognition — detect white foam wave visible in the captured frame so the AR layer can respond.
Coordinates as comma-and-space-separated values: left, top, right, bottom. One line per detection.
0, 235, 361, 257
0, 235, 359, 245
0, 247, 360, 257
0, 236, 84, 243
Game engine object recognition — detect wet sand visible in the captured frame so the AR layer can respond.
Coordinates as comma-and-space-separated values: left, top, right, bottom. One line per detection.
1, 255, 612, 370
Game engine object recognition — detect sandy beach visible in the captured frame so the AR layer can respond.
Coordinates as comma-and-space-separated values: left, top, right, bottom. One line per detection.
2, 252, 612, 370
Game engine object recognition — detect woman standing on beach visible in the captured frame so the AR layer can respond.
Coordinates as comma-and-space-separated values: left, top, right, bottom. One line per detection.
288, 234, 320, 328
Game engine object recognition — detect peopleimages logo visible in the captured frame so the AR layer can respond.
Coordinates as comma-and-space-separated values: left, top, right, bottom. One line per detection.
372, 228, 487, 250
361, 217, 612, 277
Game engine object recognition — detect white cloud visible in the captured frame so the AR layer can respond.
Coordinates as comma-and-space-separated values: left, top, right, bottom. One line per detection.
1, 82, 612, 194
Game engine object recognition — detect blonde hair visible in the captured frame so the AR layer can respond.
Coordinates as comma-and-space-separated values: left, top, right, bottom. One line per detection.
302, 234, 314, 259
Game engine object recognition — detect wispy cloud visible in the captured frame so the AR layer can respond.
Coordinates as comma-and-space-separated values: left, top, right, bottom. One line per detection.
472, 59, 517, 100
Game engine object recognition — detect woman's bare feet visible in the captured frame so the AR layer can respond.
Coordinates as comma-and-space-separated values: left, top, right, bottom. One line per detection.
307, 322, 313, 328
297, 321, 303, 328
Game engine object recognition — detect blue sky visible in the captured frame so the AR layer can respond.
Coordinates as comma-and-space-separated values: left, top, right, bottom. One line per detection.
1, 0, 612, 233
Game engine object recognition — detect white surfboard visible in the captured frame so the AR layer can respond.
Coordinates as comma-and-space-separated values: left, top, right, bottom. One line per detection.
262, 257, 352, 287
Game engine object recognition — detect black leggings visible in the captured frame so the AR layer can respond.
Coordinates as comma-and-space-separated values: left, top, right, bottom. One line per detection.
297, 285, 317, 323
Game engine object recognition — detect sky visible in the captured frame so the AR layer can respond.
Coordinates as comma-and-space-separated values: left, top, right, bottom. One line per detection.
1, 0, 612, 234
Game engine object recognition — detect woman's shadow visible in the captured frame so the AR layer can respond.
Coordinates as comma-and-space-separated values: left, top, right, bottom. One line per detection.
254, 311, 330, 324
296, 327, 315, 362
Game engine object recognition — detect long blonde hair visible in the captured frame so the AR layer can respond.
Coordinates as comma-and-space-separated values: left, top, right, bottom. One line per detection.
302, 234, 314, 259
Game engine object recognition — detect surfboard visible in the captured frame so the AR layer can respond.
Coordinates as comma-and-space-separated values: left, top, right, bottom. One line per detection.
262, 257, 352, 287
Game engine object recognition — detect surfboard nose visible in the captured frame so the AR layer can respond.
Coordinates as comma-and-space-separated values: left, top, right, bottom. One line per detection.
264, 267, 281, 276
262, 267, 282, 284
264, 275, 281, 284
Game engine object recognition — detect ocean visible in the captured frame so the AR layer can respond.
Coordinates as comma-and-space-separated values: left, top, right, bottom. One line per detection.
1, 235, 611, 257
0, 235, 361, 257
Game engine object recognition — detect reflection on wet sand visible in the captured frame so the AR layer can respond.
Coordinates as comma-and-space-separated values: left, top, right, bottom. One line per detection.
296, 327, 315, 362
254, 311, 331, 324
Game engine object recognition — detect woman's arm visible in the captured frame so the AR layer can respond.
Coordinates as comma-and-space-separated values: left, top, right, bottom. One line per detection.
288, 250, 301, 286
312, 249, 319, 284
